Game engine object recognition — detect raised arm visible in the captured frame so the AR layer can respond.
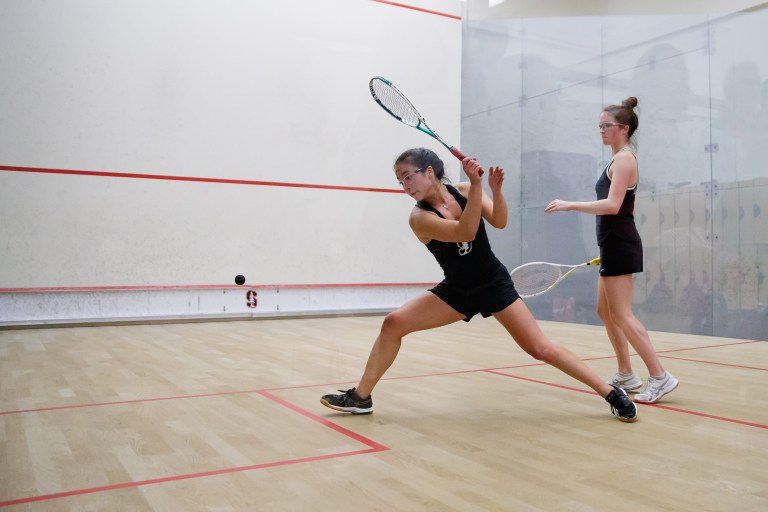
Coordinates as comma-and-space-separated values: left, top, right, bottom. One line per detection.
410, 158, 486, 243
484, 166, 506, 228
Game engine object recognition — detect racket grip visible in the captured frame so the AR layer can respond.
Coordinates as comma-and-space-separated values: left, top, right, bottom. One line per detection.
450, 147, 484, 176
450, 147, 466, 160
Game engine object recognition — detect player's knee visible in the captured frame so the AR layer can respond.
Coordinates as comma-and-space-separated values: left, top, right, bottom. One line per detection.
525, 341, 557, 363
596, 302, 611, 322
380, 311, 407, 338
610, 311, 635, 331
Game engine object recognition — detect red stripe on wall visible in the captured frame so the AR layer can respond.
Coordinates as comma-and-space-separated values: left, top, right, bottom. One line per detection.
0, 282, 438, 293
370, 0, 462, 20
0, 166, 429, 293
0, 165, 403, 194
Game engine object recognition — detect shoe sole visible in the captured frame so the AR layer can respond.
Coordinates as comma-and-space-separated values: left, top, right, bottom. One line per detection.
617, 411, 638, 423
320, 398, 373, 415
633, 379, 679, 404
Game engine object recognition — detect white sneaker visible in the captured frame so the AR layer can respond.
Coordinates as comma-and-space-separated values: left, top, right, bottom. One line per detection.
606, 372, 644, 393
634, 372, 679, 403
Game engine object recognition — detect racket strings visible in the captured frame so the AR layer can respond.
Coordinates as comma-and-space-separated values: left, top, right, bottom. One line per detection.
511, 264, 563, 296
370, 80, 421, 127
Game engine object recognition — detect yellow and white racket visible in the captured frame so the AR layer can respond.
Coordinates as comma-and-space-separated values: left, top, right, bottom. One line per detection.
511, 257, 601, 298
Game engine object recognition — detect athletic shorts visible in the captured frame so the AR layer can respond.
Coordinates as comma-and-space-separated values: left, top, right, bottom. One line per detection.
599, 233, 643, 277
429, 265, 520, 322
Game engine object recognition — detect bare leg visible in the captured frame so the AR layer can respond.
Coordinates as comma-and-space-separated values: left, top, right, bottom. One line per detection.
493, 300, 613, 397
597, 277, 634, 373
355, 292, 464, 398
600, 275, 665, 376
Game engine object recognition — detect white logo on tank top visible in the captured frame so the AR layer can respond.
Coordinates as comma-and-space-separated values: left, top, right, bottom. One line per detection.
457, 242, 472, 256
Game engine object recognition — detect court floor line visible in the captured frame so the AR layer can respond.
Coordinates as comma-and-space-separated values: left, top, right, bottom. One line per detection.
256, 390, 388, 451
0, 448, 385, 507
0, 391, 388, 508
0, 340, 761, 417
654, 340, 761, 353
657, 354, 767, 371
483, 370, 768, 430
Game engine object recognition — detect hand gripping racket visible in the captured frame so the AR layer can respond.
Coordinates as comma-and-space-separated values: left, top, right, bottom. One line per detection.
511, 257, 601, 298
369, 76, 480, 173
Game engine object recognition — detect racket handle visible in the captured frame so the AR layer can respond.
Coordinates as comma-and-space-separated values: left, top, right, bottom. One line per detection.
449, 147, 466, 160
450, 147, 484, 176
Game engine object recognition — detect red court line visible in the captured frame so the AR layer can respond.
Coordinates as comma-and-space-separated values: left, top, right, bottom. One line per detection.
484, 370, 768, 430
0, 361, 558, 417
2, 340, 760, 417
0, 165, 403, 194
0, 281, 437, 294
1, 390, 253, 416
484, 370, 596, 395
0, 391, 387, 507
0, 449, 379, 507
578, 340, 763, 364
643, 403, 768, 430
258, 390, 388, 451
370, 0, 462, 20
655, 340, 762, 352
659, 354, 767, 371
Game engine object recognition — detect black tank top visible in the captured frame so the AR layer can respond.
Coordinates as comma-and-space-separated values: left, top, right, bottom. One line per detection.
595, 148, 641, 245
416, 184, 505, 287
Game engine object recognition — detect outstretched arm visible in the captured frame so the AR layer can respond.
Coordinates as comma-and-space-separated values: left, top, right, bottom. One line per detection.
545, 153, 635, 216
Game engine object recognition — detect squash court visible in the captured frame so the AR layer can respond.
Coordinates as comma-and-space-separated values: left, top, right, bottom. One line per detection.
2, 0, 768, 510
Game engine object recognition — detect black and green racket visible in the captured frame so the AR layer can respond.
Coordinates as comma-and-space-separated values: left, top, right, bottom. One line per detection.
369, 76, 478, 172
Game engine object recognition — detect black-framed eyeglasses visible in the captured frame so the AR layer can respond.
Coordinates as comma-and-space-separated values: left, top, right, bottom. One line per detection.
599, 122, 626, 130
397, 168, 424, 186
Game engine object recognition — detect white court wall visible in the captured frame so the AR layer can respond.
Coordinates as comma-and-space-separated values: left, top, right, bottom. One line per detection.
0, 0, 465, 325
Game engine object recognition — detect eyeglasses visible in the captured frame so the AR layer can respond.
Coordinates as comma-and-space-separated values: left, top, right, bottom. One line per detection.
397, 168, 424, 186
599, 122, 626, 130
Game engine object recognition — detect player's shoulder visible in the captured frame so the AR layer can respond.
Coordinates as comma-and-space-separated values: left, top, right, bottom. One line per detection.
614, 147, 637, 161
409, 204, 433, 220
612, 149, 637, 167
454, 181, 471, 196
408, 204, 439, 231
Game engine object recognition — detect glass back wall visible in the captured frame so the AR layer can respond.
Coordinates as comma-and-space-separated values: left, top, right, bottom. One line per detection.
462, 11, 768, 339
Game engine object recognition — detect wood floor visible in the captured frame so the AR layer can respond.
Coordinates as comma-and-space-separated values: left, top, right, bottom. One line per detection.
1, 316, 766, 511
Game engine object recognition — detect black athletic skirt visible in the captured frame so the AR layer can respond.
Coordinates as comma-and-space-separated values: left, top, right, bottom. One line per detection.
598, 233, 643, 276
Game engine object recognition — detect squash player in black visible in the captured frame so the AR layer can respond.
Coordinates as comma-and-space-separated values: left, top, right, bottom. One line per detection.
545, 97, 678, 404
321, 147, 637, 422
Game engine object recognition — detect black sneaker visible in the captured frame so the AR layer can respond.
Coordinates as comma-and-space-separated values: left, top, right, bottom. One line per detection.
605, 385, 638, 423
320, 388, 373, 414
